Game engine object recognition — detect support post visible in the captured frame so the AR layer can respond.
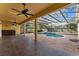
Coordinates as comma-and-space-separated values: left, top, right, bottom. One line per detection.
77, 22, 79, 38
23, 23, 26, 35
34, 18, 38, 42
77, 4, 79, 38
15, 24, 21, 35
0, 21, 2, 38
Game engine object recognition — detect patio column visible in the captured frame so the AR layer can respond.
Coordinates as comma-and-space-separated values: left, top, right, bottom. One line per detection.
34, 18, 38, 42
78, 23, 79, 37
77, 4, 79, 37
0, 21, 2, 38
24, 23, 26, 35
16, 24, 21, 35
77, 21, 79, 37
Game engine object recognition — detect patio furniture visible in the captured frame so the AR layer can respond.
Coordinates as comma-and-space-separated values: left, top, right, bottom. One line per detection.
70, 39, 79, 43
69, 39, 79, 49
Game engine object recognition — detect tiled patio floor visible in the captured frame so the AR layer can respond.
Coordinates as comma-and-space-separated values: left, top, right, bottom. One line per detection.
0, 34, 76, 56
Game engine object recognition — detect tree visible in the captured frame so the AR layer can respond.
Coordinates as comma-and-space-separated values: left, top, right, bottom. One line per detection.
66, 23, 77, 32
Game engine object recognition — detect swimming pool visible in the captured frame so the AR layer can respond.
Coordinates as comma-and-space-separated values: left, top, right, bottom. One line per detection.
39, 32, 64, 37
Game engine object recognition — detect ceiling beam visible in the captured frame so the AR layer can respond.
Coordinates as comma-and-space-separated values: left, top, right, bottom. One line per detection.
20, 3, 70, 24
48, 14, 61, 22
59, 10, 69, 23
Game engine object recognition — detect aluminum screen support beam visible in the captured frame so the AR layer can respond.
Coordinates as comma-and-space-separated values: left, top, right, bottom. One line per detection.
59, 10, 69, 23
48, 14, 61, 22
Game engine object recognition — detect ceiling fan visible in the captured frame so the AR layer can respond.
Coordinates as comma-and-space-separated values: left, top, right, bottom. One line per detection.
11, 3, 34, 18
6, 18, 17, 25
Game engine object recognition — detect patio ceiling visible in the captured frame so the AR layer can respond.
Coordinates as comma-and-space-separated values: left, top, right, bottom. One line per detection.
0, 3, 53, 24
0, 3, 71, 24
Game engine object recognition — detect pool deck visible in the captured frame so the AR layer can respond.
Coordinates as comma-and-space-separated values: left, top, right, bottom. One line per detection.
0, 33, 78, 56
25, 33, 79, 55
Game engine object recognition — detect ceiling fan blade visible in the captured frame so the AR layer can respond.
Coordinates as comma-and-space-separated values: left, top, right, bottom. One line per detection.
26, 13, 34, 16
17, 13, 22, 16
9, 11, 18, 15
24, 14, 28, 18
7, 20, 16, 23
12, 8, 20, 12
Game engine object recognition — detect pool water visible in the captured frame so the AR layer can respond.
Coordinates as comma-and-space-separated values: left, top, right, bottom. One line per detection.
39, 32, 64, 37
